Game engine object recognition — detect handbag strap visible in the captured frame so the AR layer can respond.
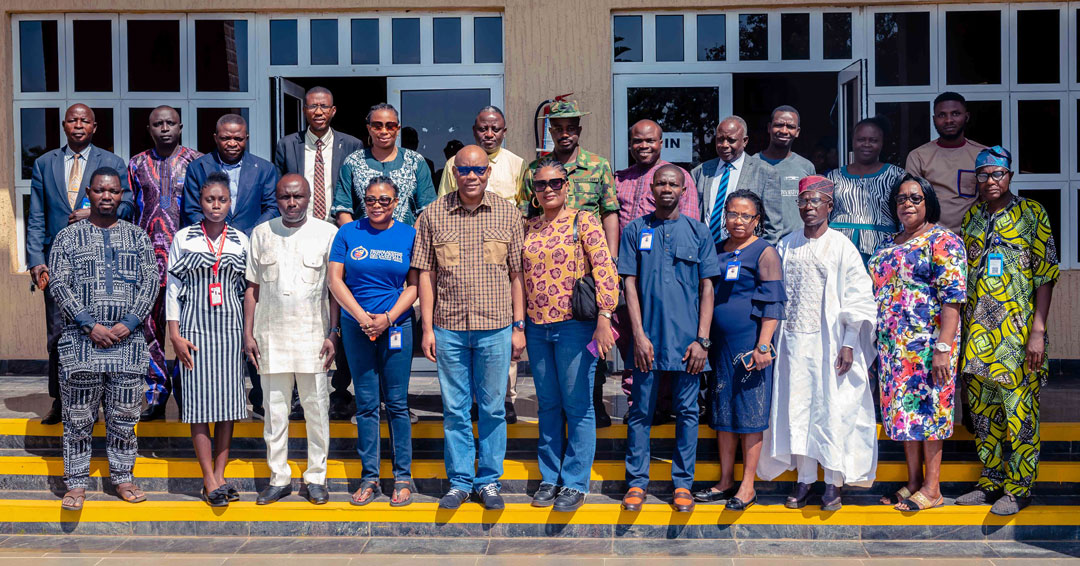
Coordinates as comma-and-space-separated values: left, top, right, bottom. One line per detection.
572, 210, 592, 279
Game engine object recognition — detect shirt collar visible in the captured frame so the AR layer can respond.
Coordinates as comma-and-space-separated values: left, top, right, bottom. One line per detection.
487, 147, 502, 163
64, 145, 91, 160
725, 152, 746, 170
448, 189, 494, 212
305, 128, 334, 148
215, 151, 243, 170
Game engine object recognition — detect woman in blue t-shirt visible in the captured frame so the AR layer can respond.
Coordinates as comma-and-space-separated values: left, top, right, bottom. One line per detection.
328, 176, 418, 507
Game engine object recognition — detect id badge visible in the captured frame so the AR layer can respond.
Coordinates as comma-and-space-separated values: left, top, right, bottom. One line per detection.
639, 228, 654, 251
208, 282, 223, 307
724, 261, 742, 281
388, 326, 403, 350
987, 253, 1004, 277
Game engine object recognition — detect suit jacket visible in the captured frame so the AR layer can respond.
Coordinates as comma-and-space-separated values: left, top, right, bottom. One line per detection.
691, 155, 785, 243
272, 128, 364, 188
26, 144, 133, 268
181, 151, 280, 236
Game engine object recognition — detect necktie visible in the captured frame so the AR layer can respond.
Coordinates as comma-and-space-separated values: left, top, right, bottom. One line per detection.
708, 162, 733, 245
313, 139, 326, 220
67, 153, 82, 208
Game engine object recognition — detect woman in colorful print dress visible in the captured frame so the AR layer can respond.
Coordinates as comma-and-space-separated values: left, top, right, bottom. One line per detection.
868, 174, 966, 512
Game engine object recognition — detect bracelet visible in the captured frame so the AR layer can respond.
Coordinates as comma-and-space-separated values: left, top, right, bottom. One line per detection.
384, 312, 392, 325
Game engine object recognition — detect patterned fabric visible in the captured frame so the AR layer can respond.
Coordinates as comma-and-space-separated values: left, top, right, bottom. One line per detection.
961, 197, 1059, 387
411, 191, 525, 331
614, 159, 700, 232
60, 371, 141, 490
332, 147, 436, 226
708, 162, 733, 246
523, 210, 619, 324
968, 375, 1041, 497
48, 221, 159, 378
976, 145, 1012, 170
798, 175, 834, 195
67, 153, 83, 208
520, 148, 619, 219
313, 139, 327, 219
869, 225, 967, 441
827, 164, 905, 258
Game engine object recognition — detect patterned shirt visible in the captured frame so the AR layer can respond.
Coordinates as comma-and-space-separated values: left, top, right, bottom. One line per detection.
519, 148, 619, 219
614, 159, 700, 232
128, 146, 202, 287
332, 147, 437, 226
412, 191, 525, 331
48, 220, 159, 377
961, 197, 1059, 386
524, 210, 619, 324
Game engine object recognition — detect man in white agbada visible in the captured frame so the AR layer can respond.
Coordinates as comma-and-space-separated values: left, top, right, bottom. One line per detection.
759, 175, 878, 511
243, 173, 340, 505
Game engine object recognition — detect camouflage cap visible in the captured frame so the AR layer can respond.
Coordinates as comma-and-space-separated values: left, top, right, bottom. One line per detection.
547, 99, 590, 119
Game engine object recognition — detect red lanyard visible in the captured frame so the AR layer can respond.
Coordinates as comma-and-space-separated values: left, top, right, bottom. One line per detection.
199, 222, 228, 278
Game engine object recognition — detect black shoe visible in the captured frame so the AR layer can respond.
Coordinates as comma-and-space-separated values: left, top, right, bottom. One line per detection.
289, 406, 305, 421
140, 403, 167, 422
226, 482, 240, 502
202, 485, 230, 507
531, 482, 558, 507
251, 405, 265, 420
305, 483, 329, 505
553, 487, 586, 512
477, 483, 505, 510
594, 402, 612, 428
256, 484, 292, 505
40, 403, 62, 425
409, 408, 419, 425
694, 485, 738, 503
505, 402, 517, 425
329, 404, 353, 421
438, 488, 471, 509
470, 404, 479, 422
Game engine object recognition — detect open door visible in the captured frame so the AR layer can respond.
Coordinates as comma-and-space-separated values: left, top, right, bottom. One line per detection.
270, 76, 306, 149
837, 60, 866, 167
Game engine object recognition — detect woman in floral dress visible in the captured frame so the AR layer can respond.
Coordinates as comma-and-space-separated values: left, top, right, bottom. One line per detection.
868, 174, 966, 512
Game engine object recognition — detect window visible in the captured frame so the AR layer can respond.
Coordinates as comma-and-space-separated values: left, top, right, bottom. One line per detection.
945, 11, 1001, 85
822, 13, 852, 60
655, 15, 684, 62
126, 20, 181, 92
965, 99, 1004, 148
874, 12, 931, 87
739, 14, 768, 61
350, 19, 379, 65
474, 16, 503, 64
89, 106, 116, 153
18, 21, 59, 93
433, 17, 462, 64
874, 100, 931, 167
310, 19, 339, 66
780, 13, 810, 60
270, 19, 298, 66
19, 107, 60, 180
1016, 9, 1060, 85
194, 20, 249, 92
72, 19, 114, 92
614, 15, 643, 62
1016, 99, 1061, 175
696, 15, 726, 61
392, 18, 421, 64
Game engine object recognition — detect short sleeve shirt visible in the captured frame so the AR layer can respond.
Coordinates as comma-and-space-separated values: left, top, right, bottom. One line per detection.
329, 218, 416, 325
618, 213, 722, 372
520, 148, 619, 219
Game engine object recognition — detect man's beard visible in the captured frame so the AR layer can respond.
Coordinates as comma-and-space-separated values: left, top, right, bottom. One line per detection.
935, 124, 965, 142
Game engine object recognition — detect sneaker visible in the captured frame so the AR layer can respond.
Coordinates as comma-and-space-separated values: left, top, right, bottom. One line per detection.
552, 487, 586, 512
438, 488, 470, 509
531, 482, 558, 507
990, 493, 1031, 516
409, 408, 419, 424
477, 483, 505, 510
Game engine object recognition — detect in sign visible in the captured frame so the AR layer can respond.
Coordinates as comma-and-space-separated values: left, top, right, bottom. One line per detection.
661, 132, 693, 163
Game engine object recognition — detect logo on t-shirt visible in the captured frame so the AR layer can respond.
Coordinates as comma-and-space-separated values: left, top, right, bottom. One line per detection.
350, 246, 369, 260
350, 245, 404, 263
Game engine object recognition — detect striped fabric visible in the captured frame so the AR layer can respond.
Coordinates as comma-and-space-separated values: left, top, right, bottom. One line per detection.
827, 164, 905, 257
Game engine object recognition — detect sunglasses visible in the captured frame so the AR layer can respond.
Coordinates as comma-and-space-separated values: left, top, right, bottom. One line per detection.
455, 165, 488, 177
364, 196, 395, 207
534, 178, 567, 192
896, 195, 925, 205
976, 170, 1010, 183
368, 121, 399, 132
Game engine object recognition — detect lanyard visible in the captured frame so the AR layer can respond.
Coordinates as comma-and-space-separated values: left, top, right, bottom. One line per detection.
200, 222, 228, 279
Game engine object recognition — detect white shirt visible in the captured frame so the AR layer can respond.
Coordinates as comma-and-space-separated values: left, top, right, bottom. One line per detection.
438, 147, 526, 203
703, 151, 746, 221
303, 128, 335, 221
165, 225, 250, 321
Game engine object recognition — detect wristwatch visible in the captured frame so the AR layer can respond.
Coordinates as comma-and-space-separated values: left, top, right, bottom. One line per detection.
328, 326, 341, 338
696, 337, 712, 349
81, 322, 96, 336
512, 320, 525, 331
758, 344, 771, 354
934, 342, 951, 353
598, 311, 613, 320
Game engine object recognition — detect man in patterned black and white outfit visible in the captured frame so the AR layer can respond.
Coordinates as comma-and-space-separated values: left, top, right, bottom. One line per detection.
48, 167, 159, 511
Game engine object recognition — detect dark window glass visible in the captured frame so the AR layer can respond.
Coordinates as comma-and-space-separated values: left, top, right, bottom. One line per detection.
474, 16, 503, 63
1017, 99, 1060, 174
269, 19, 298, 66
965, 100, 1003, 148
433, 17, 462, 64
1017, 10, 1060, 84
627, 86, 721, 168
126, 20, 181, 92
655, 15, 684, 62
19, 108, 60, 180
614, 15, 643, 62
196, 108, 250, 155
129, 106, 182, 157
781, 13, 810, 60
945, 11, 1001, 85
18, 21, 59, 93
399, 88, 491, 166
874, 12, 931, 87
89, 107, 115, 154
351, 18, 379, 64
72, 20, 113, 92
696, 14, 726, 61
739, 14, 768, 61
823, 13, 852, 59
195, 20, 249, 92
310, 19, 339, 66
1018, 189, 1061, 256
875, 101, 931, 167
392, 18, 421, 64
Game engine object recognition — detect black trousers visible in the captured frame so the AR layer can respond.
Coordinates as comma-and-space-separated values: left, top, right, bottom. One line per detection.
42, 285, 64, 405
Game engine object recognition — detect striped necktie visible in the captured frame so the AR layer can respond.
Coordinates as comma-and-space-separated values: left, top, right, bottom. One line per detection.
67, 153, 83, 208
312, 139, 326, 220
708, 162, 733, 245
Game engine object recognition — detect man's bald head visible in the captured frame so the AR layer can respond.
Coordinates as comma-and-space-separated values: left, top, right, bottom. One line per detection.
276, 173, 311, 225
630, 120, 664, 167
453, 145, 492, 202
455, 144, 490, 168
277, 173, 311, 197
66, 103, 95, 122
653, 163, 685, 185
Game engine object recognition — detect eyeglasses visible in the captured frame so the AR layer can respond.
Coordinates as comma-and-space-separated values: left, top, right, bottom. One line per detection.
796, 196, 832, 208
534, 178, 567, 192
724, 212, 758, 222
975, 170, 1010, 183
896, 195, 925, 205
304, 104, 333, 111
368, 121, 399, 132
364, 196, 395, 207
454, 165, 489, 177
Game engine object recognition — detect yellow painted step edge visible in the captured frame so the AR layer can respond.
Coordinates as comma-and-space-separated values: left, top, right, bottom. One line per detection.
2, 456, 1078, 483
0, 499, 1077, 526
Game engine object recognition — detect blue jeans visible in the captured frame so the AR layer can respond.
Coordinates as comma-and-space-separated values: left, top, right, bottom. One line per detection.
343, 316, 413, 482
625, 369, 700, 490
434, 324, 511, 492
525, 318, 597, 492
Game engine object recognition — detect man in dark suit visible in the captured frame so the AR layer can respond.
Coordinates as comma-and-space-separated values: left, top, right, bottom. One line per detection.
27, 103, 133, 425
272, 86, 363, 421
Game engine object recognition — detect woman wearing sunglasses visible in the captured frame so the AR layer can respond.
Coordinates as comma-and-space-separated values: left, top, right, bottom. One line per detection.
328, 176, 419, 507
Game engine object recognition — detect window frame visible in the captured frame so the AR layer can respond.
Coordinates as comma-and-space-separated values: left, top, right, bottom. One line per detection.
11, 15, 67, 100
64, 13, 121, 99
1010, 91, 1069, 182
1009, 3, 1068, 91
938, 4, 1009, 92
119, 14, 189, 98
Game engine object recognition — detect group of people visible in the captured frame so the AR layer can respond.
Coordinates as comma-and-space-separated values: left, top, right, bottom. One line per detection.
28, 87, 1055, 519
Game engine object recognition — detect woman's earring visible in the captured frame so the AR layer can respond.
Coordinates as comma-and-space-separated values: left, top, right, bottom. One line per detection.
531, 196, 541, 209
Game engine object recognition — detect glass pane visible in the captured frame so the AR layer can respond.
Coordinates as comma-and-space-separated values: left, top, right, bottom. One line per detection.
781, 13, 810, 60
128, 106, 182, 157
309, 19, 339, 66
351, 18, 379, 64
399, 88, 490, 167
127, 20, 181, 92
739, 14, 768, 61
945, 11, 1000, 85
626, 86, 720, 170
874, 12, 931, 87
270, 19, 298, 65
875, 101, 930, 167
1017, 99, 1060, 175
19, 108, 60, 180
613, 15, 643, 62
696, 14, 726, 61
195, 20, 249, 92
392, 18, 421, 64
433, 17, 461, 64
823, 13, 852, 60
72, 20, 113, 92
474, 16, 503, 63
196, 107, 250, 155
965, 100, 1003, 148
18, 21, 59, 93
1018, 189, 1061, 255
89, 107, 115, 154
655, 15, 684, 62
1017, 10, 1060, 84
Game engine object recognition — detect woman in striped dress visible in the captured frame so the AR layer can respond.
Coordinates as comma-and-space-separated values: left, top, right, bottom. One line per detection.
166, 171, 249, 507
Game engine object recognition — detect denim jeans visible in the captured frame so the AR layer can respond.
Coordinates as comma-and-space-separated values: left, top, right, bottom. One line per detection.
525, 318, 597, 492
343, 316, 413, 482
434, 324, 511, 492
625, 370, 700, 490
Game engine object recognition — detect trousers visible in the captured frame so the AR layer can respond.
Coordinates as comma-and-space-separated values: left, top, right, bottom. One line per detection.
967, 373, 1041, 497
261, 372, 330, 486
796, 455, 844, 487
61, 371, 141, 490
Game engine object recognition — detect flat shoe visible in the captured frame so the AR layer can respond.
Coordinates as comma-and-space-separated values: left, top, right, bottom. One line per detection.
956, 486, 1002, 506
725, 494, 756, 511
785, 482, 812, 509
622, 487, 646, 512
990, 493, 1031, 516
672, 488, 695, 512
693, 486, 737, 503
202, 486, 230, 508
821, 485, 842, 511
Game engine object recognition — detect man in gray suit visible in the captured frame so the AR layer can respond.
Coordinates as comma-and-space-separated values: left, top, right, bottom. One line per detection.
272, 86, 363, 421
27, 103, 132, 424
692, 116, 783, 244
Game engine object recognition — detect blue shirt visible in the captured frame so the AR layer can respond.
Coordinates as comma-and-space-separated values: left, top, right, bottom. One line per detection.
214, 153, 243, 214
329, 218, 416, 324
618, 213, 722, 372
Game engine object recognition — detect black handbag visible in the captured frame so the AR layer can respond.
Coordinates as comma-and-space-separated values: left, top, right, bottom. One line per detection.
570, 211, 624, 321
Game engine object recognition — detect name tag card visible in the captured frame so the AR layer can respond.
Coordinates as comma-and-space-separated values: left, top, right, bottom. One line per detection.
639, 229, 654, 251
987, 253, 1003, 277
208, 282, 223, 307
389, 326, 403, 350
724, 261, 742, 281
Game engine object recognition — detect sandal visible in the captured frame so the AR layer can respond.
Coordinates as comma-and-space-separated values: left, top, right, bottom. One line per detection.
61, 488, 86, 511
785, 482, 812, 509
390, 480, 413, 507
350, 479, 381, 507
896, 490, 944, 512
880, 486, 913, 506
115, 482, 147, 504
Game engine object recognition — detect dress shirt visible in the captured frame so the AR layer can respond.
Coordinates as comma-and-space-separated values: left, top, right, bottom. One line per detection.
702, 152, 745, 220
64, 145, 92, 201
304, 128, 335, 221
214, 154, 243, 214
614, 159, 700, 232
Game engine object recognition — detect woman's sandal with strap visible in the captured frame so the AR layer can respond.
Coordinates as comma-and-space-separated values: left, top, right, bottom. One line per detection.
350, 479, 381, 507
390, 480, 413, 507
896, 491, 944, 512
880, 486, 913, 506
